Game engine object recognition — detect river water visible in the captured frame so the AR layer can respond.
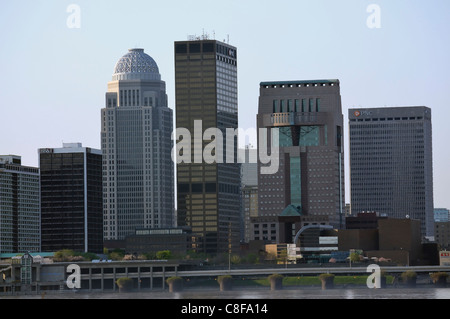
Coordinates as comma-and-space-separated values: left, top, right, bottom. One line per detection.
5, 286, 450, 299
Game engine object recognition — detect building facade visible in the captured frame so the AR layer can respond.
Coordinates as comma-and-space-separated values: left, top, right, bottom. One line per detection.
435, 222, 450, 251
256, 80, 345, 231
434, 208, 450, 223
39, 143, 103, 253
102, 49, 174, 242
349, 106, 434, 238
125, 227, 193, 256
240, 148, 258, 244
0, 155, 40, 253
174, 39, 240, 254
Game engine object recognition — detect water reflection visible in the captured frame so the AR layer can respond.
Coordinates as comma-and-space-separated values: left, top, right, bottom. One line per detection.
4, 287, 450, 299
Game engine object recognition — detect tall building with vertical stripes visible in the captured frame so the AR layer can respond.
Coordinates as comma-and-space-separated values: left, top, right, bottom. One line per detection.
101, 49, 174, 242
39, 143, 103, 253
0, 155, 40, 253
174, 38, 240, 254
349, 106, 434, 238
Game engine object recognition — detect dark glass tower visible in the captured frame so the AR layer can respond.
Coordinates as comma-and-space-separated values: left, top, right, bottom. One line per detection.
39, 143, 103, 253
349, 106, 434, 238
174, 39, 240, 254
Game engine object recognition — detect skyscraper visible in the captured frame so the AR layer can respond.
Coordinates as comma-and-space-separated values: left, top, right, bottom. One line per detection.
349, 106, 434, 238
102, 49, 174, 241
174, 38, 240, 254
240, 148, 258, 244
256, 80, 345, 234
0, 155, 40, 253
39, 143, 103, 253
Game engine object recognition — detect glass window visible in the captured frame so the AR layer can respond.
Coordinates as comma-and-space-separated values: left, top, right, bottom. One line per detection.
189, 43, 201, 53
203, 42, 214, 52
175, 43, 187, 54
290, 156, 301, 208
288, 100, 293, 112
276, 126, 320, 147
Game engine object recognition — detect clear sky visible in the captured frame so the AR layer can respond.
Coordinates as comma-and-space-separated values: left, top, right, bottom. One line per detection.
1, 0, 449, 209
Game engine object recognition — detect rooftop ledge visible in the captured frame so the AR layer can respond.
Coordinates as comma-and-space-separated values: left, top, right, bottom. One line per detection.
260, 79, 340, 87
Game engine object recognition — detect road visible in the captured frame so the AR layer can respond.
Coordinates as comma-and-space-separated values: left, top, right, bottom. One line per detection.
169, 265, 450, 278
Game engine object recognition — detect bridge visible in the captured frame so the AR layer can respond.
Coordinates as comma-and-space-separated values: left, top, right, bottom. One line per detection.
171, 265, 450, 278
2, 260, 450, 295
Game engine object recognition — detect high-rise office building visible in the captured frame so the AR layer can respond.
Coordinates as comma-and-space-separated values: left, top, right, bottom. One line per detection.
349, 106, 434, 237
102, 49, 174, 241
39, 143, 103, 253
256, 80, 345, 233
240, 148, 258, 244
434, 208, 450, 222
0, 155, 40, 253
174, 38, 240, 254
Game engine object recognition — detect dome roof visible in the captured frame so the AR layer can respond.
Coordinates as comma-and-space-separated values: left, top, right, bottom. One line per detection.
112, 48, 161, 81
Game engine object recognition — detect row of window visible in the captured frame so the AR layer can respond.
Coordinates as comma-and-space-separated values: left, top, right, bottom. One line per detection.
273, 98, 321, 113
350, 116, 424, 122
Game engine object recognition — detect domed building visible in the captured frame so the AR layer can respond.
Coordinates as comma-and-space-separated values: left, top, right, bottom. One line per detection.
112, 48, 161, 81
101, 48, 174, 242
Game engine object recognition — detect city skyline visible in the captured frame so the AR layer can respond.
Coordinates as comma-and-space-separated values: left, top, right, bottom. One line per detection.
1, 1, 449, 209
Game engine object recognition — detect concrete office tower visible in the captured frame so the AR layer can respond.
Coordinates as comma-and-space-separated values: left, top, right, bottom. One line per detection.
39, 143, 103, 253
102, 49, 174, 241
257, 80, 345, 229
240, 148, 258, 244
0, 156, 40, 253
174, 39, 240, 254
349, 106, 434, 238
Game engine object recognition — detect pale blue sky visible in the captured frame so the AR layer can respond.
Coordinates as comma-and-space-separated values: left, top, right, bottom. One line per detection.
1, 0, 449, 208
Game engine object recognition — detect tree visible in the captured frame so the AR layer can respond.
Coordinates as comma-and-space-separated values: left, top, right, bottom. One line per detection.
349, 252, 361, 263
54, 249, 75, 262
108, 248, 125, 261
167, 276, 184, 292
156, 250, 172, 260
268, 274, 283, 290
80, 252, 98, 261
401, 270, 417, 287
218, 275, 233, 291
54, 249, 95, 262
116, 277, 133, 292
230, 255, 241, 265
430, 272, 448, 287
319, 273, 335, 290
